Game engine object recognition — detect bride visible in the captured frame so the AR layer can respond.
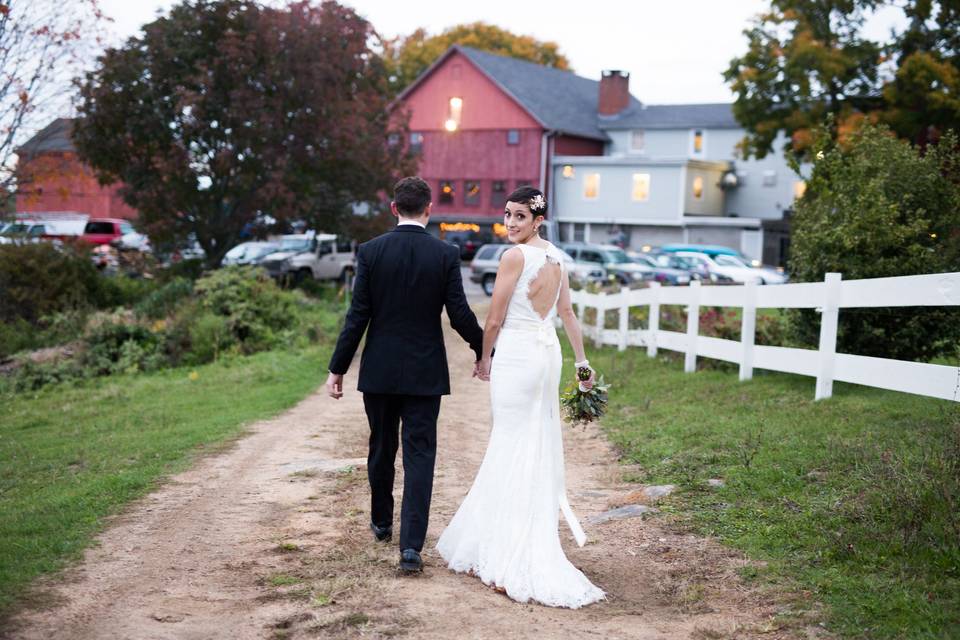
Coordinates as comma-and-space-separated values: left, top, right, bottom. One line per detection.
436, 187, 605, 609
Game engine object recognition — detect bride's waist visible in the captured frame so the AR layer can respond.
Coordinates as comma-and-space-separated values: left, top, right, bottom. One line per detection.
500, 318, 557, 335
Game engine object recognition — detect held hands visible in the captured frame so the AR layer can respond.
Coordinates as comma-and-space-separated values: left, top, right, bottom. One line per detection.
473, 358, 491, 382
325, 372, 344, 399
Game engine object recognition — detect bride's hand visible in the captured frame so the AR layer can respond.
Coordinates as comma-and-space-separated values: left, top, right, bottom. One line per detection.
477, 358, 491, 381
576, 365, 595, 390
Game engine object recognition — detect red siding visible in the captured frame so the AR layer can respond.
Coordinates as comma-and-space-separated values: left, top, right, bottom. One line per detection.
554, 135, 604, 156
16, 152, 137, 220
400, 50, 545, 219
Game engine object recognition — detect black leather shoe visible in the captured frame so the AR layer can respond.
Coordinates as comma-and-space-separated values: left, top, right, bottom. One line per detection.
399, 548, 423, 573
370, 521, 392, 542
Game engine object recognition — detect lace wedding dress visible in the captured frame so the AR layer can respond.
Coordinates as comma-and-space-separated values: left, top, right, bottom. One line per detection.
436, 241, 605, 609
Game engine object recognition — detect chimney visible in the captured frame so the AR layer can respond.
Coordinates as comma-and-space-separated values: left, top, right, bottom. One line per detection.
598, 70, 630, 116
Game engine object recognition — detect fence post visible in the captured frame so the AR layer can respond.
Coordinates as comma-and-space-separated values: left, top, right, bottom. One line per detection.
685, 279, 701, 373
595, 290, 606, 348
576, 290, 586, 327
647, 281, 660, 357
815, 272, 842, 400
618, 286, 629, 351
739, 280, 758, 381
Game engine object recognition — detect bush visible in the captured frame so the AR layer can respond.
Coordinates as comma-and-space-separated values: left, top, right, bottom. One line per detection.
134, 277, 194, 319
0, 243, 103, 325
788, 123, 960, 361
81, 321, 164, 376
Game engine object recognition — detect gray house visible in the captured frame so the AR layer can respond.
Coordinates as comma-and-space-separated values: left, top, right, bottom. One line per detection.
551, 72, 804, 265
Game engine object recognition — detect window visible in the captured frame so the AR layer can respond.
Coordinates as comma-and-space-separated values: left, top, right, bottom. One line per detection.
474, 245, 499, 261
507, 129, 520, 145
439, 180, 455, 204
337, 239, 353, 253
692, 129, 704, 155
445, 97, 463, 132
631, 173, 650, 201
387, 133, 400, 147
762, 170, 777, 187
692, 176, 704, 199
630, 129, 645, 152
410, 132, 423, 154
580, 250, 605, 264
120, 221, 135, 235
491, 180, 507, 209
794, 180, 807, 199
573, 224, 585, 242
84, 221, 115, 234
561, 165, 575, 179
464, 180, 481, 206
583, 173, 600, 200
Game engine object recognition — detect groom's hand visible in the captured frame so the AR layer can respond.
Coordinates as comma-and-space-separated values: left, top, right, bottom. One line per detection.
325, 372, 344, 399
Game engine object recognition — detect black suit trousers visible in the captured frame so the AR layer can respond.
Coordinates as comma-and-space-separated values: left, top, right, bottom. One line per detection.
362, 392, 441, 552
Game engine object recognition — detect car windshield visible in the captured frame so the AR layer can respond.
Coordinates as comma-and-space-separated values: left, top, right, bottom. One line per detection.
603, 249, 632, 264
715, 254, 749, 268
4, 223, 30, 234
251, 244, 278, 258
280, 238, 312, 252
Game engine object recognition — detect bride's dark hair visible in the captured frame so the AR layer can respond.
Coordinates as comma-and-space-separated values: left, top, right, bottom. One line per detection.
506, 186, 547, 217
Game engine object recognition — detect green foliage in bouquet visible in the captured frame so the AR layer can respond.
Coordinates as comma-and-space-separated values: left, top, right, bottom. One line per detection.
560, 375, 610, 426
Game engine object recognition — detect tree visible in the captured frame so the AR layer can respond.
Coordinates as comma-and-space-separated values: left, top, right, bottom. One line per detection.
724, 0, 883, 160
726, 1, 960, 159
383, 22, 571, 94
73, 0, 414, 267
787, 121, 960, 361
0, 0, 107, 194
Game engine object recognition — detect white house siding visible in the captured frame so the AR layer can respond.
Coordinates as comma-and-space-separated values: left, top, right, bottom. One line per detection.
606, 129, 690, 157
551, 159, 685, 225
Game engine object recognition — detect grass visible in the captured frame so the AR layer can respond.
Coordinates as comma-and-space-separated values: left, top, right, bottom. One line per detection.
0, 343, 335, 619
563, 342, 960, 639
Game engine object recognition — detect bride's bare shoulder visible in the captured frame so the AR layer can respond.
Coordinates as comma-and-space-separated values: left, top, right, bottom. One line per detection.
500, 246, 525, 269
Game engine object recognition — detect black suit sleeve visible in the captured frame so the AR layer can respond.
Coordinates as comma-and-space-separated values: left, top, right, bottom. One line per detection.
442, 245, 484, 360
327, 245, 372, 374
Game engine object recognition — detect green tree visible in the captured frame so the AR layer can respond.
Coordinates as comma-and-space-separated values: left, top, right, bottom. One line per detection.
724, 0, 883, 160
788, 121, 960, 361
383, 22, 571, 94
73, 0, 414, 267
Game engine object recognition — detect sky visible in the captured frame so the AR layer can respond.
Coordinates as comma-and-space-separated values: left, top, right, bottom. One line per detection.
99, 0, 909, 105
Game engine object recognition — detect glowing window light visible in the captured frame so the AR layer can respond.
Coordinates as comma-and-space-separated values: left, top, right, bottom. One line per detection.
692, 176, 704, 199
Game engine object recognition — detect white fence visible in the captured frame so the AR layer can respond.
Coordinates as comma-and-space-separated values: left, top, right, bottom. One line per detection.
569, 272, 960, 402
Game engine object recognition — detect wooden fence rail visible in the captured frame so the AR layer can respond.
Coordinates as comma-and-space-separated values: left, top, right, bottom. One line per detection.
568, 272, 960, 402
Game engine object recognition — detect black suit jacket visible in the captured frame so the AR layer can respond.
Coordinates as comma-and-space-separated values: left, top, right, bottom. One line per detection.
327, 224, 484, 396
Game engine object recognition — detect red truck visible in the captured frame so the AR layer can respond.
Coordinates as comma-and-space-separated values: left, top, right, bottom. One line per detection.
80, 218, 136, 246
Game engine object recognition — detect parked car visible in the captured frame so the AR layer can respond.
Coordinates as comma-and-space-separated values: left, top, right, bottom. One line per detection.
0, 221, 48, 243
222, 241, 280, 266
558, 243, 650, 285
659, 243, 788, 284
469, 243, 605, 296
80, 218, 136, 246
113, 231, 152, 252
670, 251, 763, 284
259, 233, 355, 283
626, 252, 691, 285
444, 229, 495, 261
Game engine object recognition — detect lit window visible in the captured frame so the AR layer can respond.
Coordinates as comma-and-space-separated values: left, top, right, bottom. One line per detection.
794, 180, 807, 199
465, 180, 481, 206
507, 129, 520, 145
630, 129, 645, 152
692, 176, 704, 199
445, 96, 463, 132
692, 129, 704, 155
583, 173, 600, 200
439, 180, 455, 204
562, 165, 575, 179
762, 170, 777, 186
631, 173, 650, 201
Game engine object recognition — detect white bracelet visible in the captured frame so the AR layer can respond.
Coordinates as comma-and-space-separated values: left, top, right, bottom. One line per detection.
574, 359, 590, 368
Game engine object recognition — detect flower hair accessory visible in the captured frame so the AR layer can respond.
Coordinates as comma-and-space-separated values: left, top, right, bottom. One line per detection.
529, 193, 546, 213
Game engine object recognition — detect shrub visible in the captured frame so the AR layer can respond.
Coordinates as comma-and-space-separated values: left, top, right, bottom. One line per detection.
134, 277, 194, 319
788, 123, 960, 361
81, 321, 162, 376
0, 243, 103, 324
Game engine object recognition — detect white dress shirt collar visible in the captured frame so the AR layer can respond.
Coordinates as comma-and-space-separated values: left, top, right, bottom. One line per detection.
397, 218, 426, 229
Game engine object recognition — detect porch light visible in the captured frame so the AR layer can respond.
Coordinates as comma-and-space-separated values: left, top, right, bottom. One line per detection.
720, 169, 739, 190
444, 119, 458, 132
562, 165, 575, 179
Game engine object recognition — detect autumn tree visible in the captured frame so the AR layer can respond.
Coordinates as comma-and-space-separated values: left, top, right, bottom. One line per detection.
383, 22, 570, 93
73, 0, 414, 267
0, 0, 107, 195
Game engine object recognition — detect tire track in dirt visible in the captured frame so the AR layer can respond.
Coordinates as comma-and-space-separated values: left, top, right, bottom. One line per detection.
4, 303, 822, 639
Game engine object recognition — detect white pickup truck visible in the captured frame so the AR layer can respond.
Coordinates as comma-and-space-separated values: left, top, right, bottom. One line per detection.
260, 233, 356, 283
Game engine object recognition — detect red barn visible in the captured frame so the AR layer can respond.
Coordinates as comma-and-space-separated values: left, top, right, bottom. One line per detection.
15, 118, 137, 221
392, 45, 631, 239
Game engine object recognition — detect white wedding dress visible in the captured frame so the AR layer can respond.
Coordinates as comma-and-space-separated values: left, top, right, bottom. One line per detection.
436, 241, 605, 609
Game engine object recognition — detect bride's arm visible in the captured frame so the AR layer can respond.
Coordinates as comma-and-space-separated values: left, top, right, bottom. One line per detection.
478, 247, 523, 379
557, 272, 593, 385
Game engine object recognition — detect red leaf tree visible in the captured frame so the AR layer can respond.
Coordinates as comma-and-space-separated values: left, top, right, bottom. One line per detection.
73, 0, 415, 266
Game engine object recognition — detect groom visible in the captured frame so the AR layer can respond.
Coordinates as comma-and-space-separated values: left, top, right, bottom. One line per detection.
325, 176, 484, 573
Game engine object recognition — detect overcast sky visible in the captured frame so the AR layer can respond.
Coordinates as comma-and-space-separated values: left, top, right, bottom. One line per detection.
98, 0, 908, 105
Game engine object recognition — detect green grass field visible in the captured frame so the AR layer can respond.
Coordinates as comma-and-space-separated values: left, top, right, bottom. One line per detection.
562, 344, 960, 639
0, 345, 333, 619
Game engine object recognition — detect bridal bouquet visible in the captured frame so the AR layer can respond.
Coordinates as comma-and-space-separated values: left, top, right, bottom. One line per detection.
560, 366, 610, 426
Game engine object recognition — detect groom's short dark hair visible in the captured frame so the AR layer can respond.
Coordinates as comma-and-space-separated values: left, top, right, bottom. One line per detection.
394, 177, 431, 216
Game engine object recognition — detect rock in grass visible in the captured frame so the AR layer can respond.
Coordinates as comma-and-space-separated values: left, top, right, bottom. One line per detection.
588, 504, 658, 524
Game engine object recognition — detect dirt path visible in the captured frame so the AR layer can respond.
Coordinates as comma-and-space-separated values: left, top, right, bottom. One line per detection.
4, 306, 821, 640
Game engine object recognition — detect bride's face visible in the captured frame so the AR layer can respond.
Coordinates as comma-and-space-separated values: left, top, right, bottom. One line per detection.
504, 201, 542, 244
